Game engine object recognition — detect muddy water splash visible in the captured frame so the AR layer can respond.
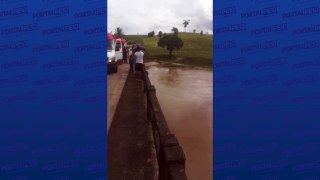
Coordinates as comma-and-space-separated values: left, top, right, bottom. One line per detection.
146, 62, 213, 180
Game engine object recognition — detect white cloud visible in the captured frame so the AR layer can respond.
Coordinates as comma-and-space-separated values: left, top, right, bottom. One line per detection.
108, 0, 212, 35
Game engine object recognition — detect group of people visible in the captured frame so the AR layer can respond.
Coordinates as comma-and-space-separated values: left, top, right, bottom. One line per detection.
122, 43, 145, 80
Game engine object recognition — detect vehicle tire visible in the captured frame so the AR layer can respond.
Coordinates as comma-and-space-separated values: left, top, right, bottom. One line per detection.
114, 65, 118, 73
108, 64, 116, 74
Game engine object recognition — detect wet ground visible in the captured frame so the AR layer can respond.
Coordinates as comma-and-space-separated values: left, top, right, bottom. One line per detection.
145, 62, 213, 180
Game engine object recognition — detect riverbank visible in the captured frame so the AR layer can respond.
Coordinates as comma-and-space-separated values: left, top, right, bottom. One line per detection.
145, 57, 212, 69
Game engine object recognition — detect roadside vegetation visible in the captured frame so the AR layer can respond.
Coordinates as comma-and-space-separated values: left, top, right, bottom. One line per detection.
125, 35, 146, 46
126, 32, 212, 67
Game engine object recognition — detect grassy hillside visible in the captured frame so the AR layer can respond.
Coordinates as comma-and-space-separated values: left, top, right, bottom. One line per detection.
126, 32, 213, 67
124, 35, 146, 45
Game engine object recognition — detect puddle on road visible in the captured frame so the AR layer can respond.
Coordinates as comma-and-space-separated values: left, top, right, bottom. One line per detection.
145, 62, 213, 180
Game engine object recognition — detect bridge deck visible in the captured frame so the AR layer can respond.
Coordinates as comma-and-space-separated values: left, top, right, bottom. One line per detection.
108, 71, 158, 180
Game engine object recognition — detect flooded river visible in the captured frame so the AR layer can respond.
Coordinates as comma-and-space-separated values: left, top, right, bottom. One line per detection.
145, 62, 213, 180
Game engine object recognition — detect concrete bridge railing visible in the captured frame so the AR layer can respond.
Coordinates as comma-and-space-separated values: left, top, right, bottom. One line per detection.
142, 65, 188, 180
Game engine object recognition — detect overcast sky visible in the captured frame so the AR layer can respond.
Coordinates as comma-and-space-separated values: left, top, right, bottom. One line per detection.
108, 0, 213, 35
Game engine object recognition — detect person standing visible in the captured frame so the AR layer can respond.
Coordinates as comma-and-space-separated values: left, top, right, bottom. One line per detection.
122, 46, 127, 64
128, 46, 133, 72
131, 44, 137, 74
126, 47, 130, 64
134, 46, 144, 80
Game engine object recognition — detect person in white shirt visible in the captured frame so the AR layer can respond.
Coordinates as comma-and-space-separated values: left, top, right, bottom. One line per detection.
134, 46, 144, 80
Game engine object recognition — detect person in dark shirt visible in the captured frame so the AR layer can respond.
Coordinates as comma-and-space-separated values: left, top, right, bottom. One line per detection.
122, 46, 127, 64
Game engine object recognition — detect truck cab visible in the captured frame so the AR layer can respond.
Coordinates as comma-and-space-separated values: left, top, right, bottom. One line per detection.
108, 34, 127, 73
115, 39, 123, 64
107, 33, 118, 73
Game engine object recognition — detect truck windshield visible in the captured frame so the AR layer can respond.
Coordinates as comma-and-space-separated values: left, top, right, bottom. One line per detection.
108, 40, 113, 50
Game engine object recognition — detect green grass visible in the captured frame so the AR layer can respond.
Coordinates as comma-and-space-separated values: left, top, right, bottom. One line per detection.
124, 35, 146, 45
126, 32, 212, 67
146, 32, 212, 67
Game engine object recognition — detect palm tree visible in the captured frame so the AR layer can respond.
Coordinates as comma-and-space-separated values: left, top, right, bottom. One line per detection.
182, 19, 190, 32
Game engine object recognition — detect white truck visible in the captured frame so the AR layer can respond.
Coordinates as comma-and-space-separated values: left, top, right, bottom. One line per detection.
107, 33, 126, 73
115, 39, 124, 64
107, 33, 117, 73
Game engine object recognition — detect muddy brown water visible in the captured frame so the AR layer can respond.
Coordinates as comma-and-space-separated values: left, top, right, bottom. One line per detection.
145, 62, 213, 180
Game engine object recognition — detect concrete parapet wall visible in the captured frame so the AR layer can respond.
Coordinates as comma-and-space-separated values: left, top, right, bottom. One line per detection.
142, 65, 188, 180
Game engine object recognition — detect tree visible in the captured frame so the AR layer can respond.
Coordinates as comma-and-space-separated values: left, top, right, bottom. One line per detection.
114, 27, 124, 38
163, 33, 167, 37
157, 35, 183, 57
147, 31, 155, 37
200, 30, 203, 35
158, 31, 163, 38
193, 29, 196, 33
171, 27, 178, 36
182, 19, 190, 32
